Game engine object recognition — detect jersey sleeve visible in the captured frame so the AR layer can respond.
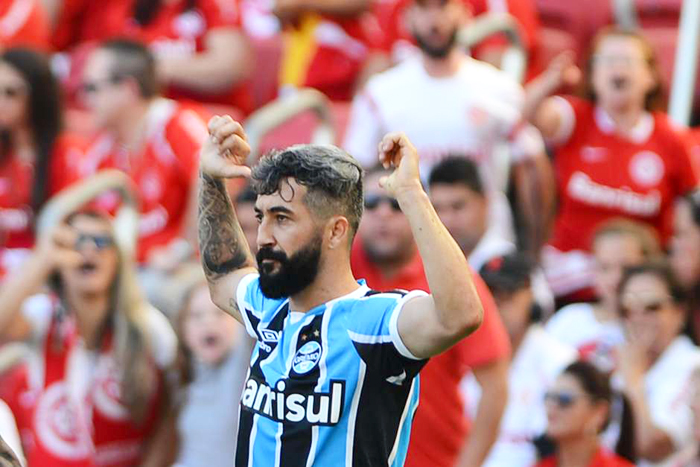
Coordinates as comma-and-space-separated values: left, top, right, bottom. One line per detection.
346, 290, 429, 383
236, 273, 287, 340
647, 373, 696, 451
167, 108, 209, 180
342, 88, 385, 168
547, 95, 584, 147
454, 273, 510, 369
21, 294, 54, 344
670, 129, 700, 195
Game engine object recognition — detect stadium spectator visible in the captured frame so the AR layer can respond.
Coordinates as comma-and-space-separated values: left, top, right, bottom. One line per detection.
428, 156, 554, 313
0, 47, 86, 278
463, 252, 575, 467
0, 0, 50, 51
0, 210, 176, 466
79, 40, 206, 267
352, 167, 510, 467
274, 0, 384, 101
235, 183, 259, 254
546, 220, 661, 372
344, 0, 552, 252
535, 361, 636, 467
524, 27, 698, 301
617, 262, 700, 465
375, 0, 541, 77
171, 278, 247, 467
670, 190, 700, 343
52, 0, 253, 112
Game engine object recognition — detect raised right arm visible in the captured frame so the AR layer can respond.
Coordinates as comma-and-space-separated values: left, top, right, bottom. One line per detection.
198, 116, 257, 323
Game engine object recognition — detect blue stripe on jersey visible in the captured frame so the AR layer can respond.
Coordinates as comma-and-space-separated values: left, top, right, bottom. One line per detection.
235, 274, 428, 466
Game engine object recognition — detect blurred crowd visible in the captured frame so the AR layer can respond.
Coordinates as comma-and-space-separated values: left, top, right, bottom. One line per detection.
1, 0, 700, 466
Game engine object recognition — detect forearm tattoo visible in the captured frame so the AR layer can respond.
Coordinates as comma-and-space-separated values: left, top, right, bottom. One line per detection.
198, 172, 254, 282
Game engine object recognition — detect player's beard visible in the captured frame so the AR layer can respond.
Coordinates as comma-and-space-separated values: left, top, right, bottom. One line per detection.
412, 27, 458, 59
256, 234, 323, 299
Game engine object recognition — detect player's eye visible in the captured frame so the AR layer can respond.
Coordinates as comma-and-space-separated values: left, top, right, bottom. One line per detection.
276, 215, 289, 224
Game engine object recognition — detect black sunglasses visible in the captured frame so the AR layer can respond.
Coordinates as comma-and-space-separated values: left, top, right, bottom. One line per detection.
364, 193, 401, 212
544, 391, 585, 409
75, 233, 115, 251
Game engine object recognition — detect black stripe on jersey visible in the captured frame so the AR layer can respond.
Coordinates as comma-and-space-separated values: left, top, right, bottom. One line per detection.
351, 342, 425, 466
237, 302, 290, 467
278, 313, 325, 467
364, 289, 408, 298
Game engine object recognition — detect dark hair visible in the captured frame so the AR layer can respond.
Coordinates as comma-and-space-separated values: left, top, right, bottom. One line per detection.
682, 189, 700, 227
618, 261, 688, 310
581, 26, 664, 111
133, 0, 196, 26
591, 218, 661, 259
0, 48, 62, 215
562, 361, 636, 462
235, 184, 257, 205
428, 156, 485, 196
251, 144, 364, 241
99, 39, 159, 98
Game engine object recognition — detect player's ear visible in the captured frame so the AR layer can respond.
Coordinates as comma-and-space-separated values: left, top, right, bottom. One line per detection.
326, 216, 350, 250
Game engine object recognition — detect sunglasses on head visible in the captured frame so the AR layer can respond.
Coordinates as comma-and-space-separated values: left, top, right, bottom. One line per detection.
364, 193, 401, 212
544, 391, 585, 409
75, 233, 114, 251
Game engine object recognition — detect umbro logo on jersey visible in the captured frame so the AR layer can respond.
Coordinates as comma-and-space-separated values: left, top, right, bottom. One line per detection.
260, 329, 280, 343
241, 378, 346, 426
386, 370, 407, 386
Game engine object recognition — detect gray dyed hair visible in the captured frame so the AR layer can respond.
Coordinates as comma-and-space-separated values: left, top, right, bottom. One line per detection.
252, 144, 364, 238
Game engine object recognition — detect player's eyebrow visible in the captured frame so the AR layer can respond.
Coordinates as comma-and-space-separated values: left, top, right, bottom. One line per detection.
254, 205, 295, 216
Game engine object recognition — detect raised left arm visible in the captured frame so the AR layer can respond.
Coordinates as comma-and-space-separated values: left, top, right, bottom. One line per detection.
378, 133, 483, 359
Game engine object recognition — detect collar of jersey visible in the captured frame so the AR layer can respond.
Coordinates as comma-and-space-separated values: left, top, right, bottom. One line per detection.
594, 106, 654, 144
289, 280, 370, 315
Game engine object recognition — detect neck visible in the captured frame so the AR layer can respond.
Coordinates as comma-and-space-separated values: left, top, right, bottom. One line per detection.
66, 291, 111, 349
114, 98, 153, 151
510, 326, 529, 357
422, 49, 464, 78
602, 103, 645, 134
11, 126, 36, 163
289, 258, 360, 313
557, 436, 600, 467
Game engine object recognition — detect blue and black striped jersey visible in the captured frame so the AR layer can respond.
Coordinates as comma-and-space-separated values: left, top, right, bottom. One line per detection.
235, 274, 429, 467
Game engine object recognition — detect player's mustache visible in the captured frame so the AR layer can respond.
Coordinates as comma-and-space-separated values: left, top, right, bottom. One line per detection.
256, 247, 289, 265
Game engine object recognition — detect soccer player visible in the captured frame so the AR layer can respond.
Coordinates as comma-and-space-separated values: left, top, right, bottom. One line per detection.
198, 116, 484, 466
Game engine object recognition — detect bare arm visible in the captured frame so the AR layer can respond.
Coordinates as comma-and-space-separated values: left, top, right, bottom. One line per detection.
198, 116, 257, 322
457, 359, 509, 467
512, 154, 556, 256
158, 29, 253, 94
625, 382, 676, 462
523, 52, 580, 141
0, 226, 80, 342
379, 133, 484, 359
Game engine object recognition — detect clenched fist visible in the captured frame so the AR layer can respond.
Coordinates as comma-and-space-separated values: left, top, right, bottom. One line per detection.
200, 115, 252, 179
377, 132, 423, 198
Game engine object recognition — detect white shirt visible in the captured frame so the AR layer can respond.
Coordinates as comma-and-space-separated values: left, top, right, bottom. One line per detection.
343, 55, 544, 241
545, 303, 625, 373
463, 326, 577, 467
637, 336, 700, 467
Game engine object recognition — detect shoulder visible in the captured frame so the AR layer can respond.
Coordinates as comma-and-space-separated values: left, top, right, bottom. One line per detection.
166, 102, 209, 142
365, 58, 422, 96
546, 303, 595, 335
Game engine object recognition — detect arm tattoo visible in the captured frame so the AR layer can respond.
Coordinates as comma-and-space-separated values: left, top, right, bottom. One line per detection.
198, 172, 254, 281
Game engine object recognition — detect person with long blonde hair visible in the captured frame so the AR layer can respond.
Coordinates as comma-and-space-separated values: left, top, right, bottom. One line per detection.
0, 210, 176, 466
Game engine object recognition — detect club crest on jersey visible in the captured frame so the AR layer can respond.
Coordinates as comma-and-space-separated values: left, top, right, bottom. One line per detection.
293, 341, 322, 374
629, 151, 664, 187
